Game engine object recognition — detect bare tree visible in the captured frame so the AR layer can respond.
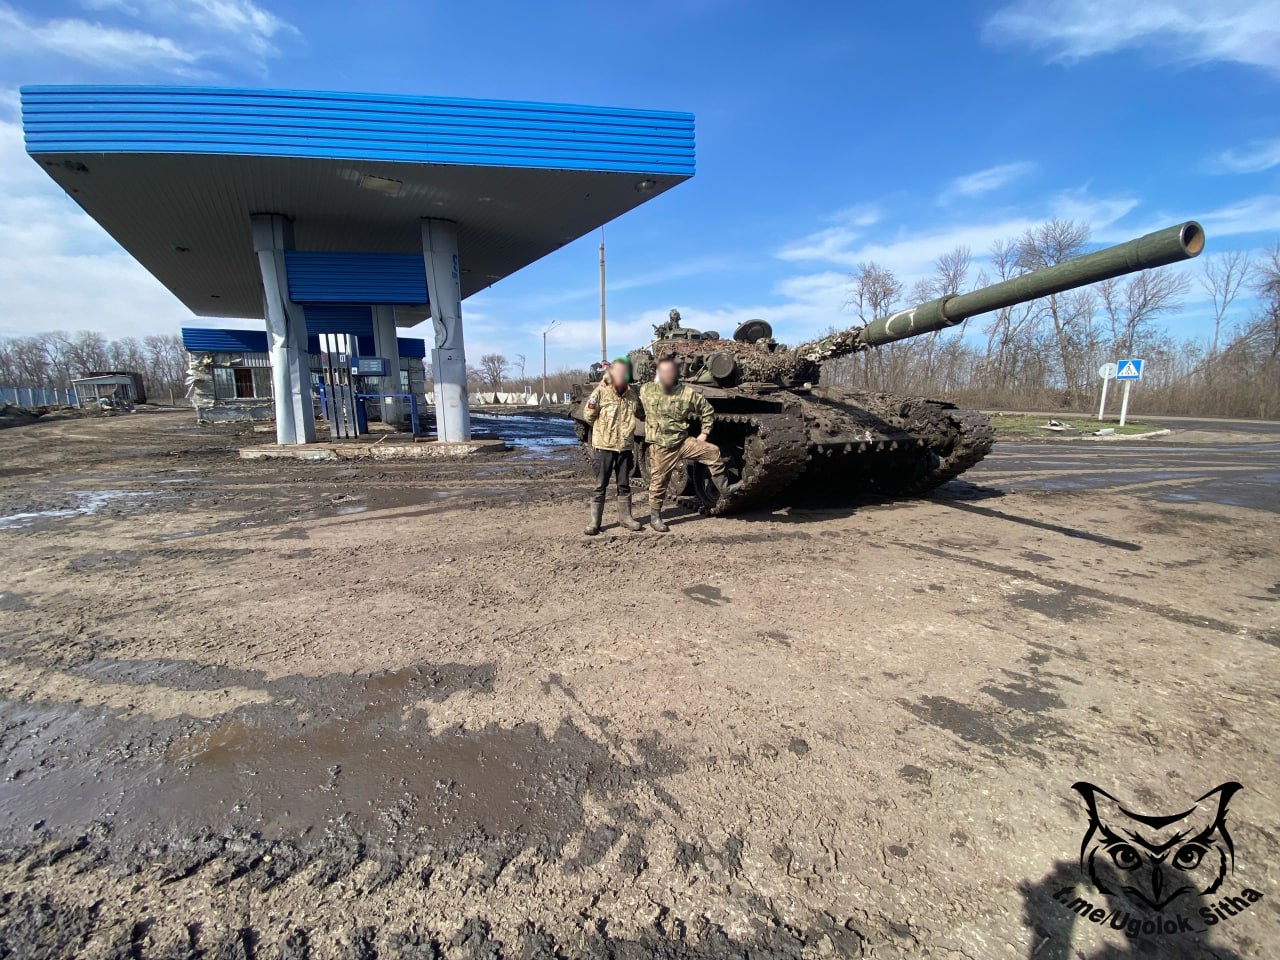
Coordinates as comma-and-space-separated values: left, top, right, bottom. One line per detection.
846, 262, 902, 322
845, 262, 903, 391
512, 353, 527, 386
477, 353, 510, 391
1198, 250, 1253, 357
931, 246, 972, 298
62, 330, 111, 375
1098, 269, 1190, 357
915, 247, 973, 382
1015, 219, 1092, 404
982, 239, 1038, 391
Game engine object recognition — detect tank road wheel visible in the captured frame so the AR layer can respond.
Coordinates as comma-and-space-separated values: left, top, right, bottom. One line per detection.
637, 442, 694, 503
683, 414, 806, 516
574, 420, 597, 466
668, 461, 694, 501
684, 426, 748, 512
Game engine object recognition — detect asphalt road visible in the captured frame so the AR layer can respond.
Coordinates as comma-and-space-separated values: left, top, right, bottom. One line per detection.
996, 410, 1280, 436
474, 410, 1280, 514
1141, 413, 1280, 435
968, 439, 1280, 512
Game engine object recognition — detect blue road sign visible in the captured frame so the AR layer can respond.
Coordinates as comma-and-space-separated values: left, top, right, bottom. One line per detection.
1116, 358, 1145, 381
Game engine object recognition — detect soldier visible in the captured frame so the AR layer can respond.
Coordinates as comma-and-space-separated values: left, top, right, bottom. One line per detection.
639, 356, 739, 532
581, 358, 643, 536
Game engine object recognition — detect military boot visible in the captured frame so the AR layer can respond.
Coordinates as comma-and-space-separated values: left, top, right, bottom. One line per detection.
616, 497, 642, 532
584, 499, 605, 536
710, 471, 743, 500
649, 506, 670, 533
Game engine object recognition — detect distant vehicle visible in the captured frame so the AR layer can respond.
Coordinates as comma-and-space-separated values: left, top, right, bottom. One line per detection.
570, 222, 1204, 513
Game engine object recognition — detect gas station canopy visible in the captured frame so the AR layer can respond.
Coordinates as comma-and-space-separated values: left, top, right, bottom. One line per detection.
21, 85, 695, 445
21, 85, 695, 322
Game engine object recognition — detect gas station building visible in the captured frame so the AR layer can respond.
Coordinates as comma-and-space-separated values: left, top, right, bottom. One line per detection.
21, 85, 694, 445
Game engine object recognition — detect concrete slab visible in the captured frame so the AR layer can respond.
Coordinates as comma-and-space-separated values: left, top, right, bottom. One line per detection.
239, 437, 508, 461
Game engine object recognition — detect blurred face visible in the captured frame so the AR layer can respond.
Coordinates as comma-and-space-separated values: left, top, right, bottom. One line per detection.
608, 361, 628, 388
656, 358, 678, 389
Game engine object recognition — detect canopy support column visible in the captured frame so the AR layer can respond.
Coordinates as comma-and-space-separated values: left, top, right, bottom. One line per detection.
421, 219, 470, 442
251, 214, 315, 445
371, 304, 404, 426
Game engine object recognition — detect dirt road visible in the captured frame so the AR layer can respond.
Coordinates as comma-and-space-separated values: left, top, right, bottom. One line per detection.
0, 411, 1275, 959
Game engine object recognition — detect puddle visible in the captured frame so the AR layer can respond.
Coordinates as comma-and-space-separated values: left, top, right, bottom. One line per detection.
471, 412, 577, 450
0, 660, 686, 868
0, 489, 156, 530
0, 507, 81, 529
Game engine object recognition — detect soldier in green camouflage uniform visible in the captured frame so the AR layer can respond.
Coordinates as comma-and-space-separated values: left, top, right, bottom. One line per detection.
581, 359, 643, 535
639, 356, 739, 532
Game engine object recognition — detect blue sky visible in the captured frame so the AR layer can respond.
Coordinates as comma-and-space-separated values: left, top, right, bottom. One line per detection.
1, 0, 1278, 373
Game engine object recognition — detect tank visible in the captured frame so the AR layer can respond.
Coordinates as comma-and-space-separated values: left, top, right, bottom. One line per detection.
569, 221, 1205, 514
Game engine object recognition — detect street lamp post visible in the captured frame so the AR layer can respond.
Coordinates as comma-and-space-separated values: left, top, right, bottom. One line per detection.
542, 320, 560, 399
599, 227, 607, 365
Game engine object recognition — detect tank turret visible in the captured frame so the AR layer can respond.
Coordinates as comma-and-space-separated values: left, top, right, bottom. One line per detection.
572, 222, 1205, 514
626, 222, 1204, 388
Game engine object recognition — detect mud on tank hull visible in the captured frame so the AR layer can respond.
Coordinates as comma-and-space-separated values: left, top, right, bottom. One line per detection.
569, 383, 995, 515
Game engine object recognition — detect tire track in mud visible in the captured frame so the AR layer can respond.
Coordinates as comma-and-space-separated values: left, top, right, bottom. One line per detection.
0, 653, 871, 960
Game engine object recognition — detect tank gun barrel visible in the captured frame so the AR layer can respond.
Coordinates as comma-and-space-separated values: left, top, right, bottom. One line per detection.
859, 221, 1204, 347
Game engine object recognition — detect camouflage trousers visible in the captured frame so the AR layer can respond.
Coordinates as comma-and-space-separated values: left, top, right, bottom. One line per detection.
647, 436, 725, 506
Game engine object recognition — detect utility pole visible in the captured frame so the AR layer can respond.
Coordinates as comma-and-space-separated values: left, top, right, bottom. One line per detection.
599, 227, 607, 364
542, 319, 560, 398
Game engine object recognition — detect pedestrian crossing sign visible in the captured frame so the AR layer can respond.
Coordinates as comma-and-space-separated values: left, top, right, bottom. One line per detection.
1116, 358, 1144, 381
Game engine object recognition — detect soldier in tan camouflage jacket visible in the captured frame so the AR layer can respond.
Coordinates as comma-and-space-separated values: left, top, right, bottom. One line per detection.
638, 356, 740, 532
581, 359, 643, 535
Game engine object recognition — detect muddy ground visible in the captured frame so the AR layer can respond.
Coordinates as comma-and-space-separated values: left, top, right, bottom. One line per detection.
0, 410, 1275, 959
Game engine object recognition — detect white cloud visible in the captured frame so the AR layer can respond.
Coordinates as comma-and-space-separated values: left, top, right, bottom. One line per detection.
1213, 138, 1280, 174
0, 0, 297, 77
0, 114, 194, 340
939, 161, 1036, 202
827, 203, 881, 228
778, 188, 1140, 278
146, 0, 297, 59
1196, 194, 1280, 236
485, 254, 743, 313
984, 0, 1280, 73
80, 0, 142, 14
0, 3, 202, 74
776, 205, 883, 263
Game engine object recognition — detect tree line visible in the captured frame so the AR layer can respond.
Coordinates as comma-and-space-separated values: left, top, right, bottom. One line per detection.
5, 222, 1276, 417
463, 352, 589, 397
825, 221, 1280, 419
450, 220, 1279, 418
0, 330, 189, 404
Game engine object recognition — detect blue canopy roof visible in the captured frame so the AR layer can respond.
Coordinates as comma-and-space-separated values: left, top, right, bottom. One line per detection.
182, 326, 427, 359
22, 85, 695, 321
22, 85, 695, 175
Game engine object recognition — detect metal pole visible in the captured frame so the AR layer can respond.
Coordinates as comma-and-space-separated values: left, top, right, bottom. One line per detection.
1119, 381, 1132, 426
599, 227, 607, 364
541, 320, 559, 400
1097, 376, 1109, 420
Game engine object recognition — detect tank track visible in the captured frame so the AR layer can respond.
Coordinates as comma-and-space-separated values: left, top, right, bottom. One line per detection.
701, 410, 809, 516
884, 402, 995, 496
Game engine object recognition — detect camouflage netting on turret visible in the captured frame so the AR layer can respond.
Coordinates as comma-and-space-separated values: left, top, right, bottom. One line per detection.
789, 328, 865, 366
641, 334, 868, 385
